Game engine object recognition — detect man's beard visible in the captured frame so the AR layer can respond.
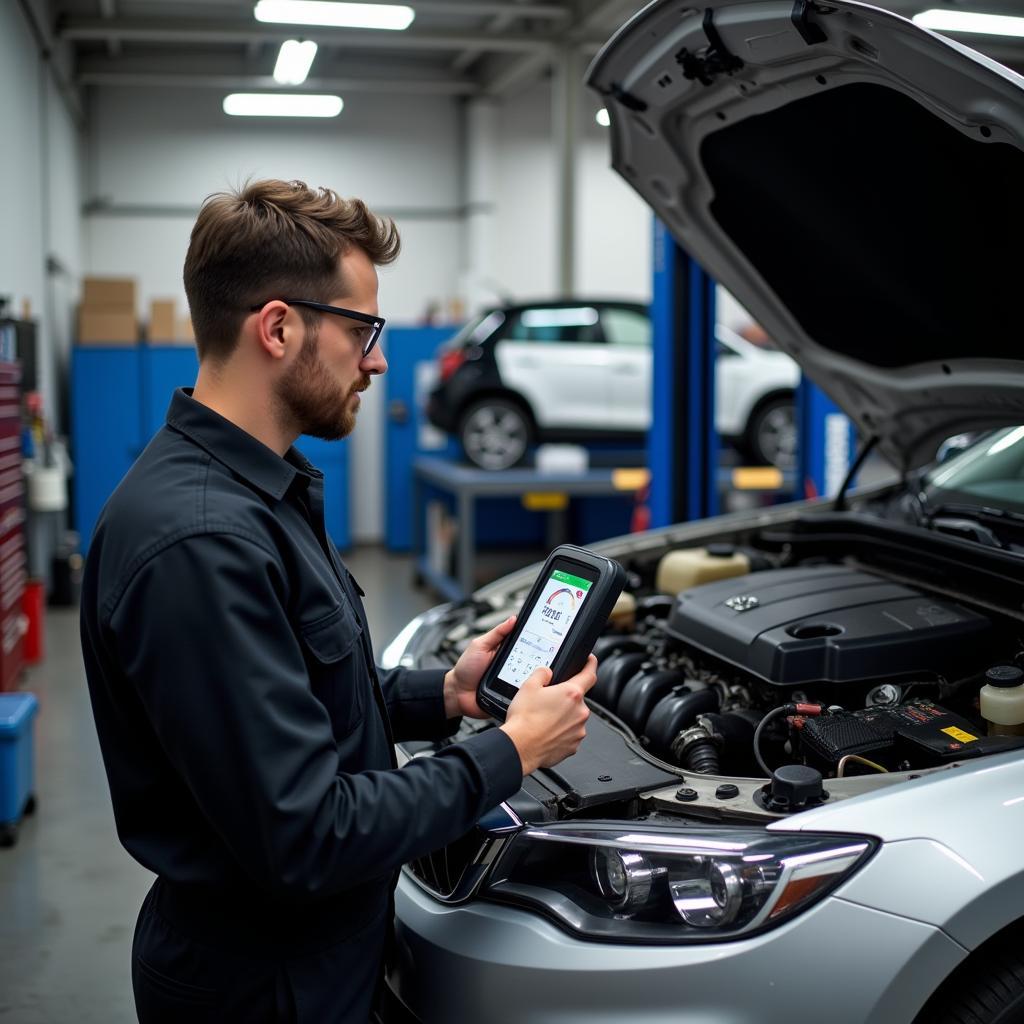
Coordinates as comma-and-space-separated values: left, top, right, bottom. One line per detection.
276, 324, 369, 441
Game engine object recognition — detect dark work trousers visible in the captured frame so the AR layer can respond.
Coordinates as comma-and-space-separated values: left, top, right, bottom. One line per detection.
132, 878, 389, 1023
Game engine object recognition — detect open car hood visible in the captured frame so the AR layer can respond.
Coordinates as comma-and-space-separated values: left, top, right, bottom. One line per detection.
587, 0, 1024, 471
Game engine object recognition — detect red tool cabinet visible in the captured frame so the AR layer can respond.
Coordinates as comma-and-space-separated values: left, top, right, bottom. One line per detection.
0, 364, 25, 692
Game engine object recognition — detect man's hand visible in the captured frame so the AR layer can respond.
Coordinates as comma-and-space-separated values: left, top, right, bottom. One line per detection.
499, 655, 597, 776
443, 615, 519, 719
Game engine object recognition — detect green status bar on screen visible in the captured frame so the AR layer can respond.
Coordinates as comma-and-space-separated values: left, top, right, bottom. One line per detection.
552, 570, 592, 591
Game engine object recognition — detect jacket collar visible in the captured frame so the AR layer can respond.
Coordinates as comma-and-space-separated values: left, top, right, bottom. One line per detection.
165, 388, 318, 501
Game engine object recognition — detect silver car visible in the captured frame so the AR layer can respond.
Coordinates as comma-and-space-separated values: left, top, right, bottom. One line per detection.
381, 2, 1024, 1021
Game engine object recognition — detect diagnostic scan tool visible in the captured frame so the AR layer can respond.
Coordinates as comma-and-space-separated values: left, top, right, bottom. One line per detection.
476, 545, 626, 721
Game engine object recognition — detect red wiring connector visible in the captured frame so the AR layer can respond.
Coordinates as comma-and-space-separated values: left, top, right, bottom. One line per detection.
793, 703, 826, 717
756, 703, 829, 777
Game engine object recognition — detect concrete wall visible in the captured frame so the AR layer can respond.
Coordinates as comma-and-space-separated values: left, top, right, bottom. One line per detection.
84, 86, 464, 324
482, 81, 652, 307
0, 3, 84, 427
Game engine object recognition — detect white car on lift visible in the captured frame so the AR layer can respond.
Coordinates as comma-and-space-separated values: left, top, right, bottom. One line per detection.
426, 303, 800, 470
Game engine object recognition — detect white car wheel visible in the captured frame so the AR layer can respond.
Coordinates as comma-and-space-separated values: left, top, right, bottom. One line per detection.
746, 396, 797, 469
459, 399, 532, 471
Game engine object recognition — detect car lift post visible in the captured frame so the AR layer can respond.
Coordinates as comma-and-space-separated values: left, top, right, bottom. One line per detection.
796, 379, 857, 500
648, 218, 719, 528
650, 217, 856, 521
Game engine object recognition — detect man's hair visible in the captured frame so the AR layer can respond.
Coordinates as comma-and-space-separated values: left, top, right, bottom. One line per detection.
183, 179, 400, 362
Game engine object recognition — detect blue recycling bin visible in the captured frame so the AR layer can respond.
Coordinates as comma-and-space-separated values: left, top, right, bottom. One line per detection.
0, 692, 38, 846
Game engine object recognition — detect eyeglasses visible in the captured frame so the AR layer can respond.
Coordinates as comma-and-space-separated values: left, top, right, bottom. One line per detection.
249, 298, 385, 357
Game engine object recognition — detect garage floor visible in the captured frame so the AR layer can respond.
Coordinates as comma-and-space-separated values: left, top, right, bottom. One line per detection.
0, 547, 436, 1024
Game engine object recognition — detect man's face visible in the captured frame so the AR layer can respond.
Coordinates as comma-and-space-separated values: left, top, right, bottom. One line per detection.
275, 247, 386, 441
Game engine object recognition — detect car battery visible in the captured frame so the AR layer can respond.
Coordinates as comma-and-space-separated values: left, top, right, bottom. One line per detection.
0, 692, 38, 843
798, 698, 1004, 772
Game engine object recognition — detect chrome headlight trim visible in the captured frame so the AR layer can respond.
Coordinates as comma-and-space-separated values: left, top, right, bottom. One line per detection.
380, 603, 453, 670
482, 822, 876, 944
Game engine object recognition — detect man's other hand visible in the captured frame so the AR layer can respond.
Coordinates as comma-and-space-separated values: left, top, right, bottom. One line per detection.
499, 655, 597, 776
443, 614, 519, 719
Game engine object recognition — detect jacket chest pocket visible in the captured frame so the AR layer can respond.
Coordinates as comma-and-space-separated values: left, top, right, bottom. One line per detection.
299, 602, 367, 740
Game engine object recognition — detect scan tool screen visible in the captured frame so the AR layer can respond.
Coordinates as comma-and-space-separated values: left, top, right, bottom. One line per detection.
497, 570, 593, 689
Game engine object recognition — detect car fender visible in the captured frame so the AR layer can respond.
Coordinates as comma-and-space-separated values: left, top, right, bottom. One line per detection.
829, 838, 1024, 952
774, 748, 1024, 949
456, 387, 537, 430
717, 356, 798, 437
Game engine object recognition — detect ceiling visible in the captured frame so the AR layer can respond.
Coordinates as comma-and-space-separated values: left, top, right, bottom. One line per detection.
34, 0, 1024, 104
42, 0, 647, 101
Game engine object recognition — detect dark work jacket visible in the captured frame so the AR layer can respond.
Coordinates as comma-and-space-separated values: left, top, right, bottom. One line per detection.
80, 388, 522, 1021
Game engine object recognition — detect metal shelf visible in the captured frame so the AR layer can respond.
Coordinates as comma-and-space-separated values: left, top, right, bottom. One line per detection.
413, 456, 646, 600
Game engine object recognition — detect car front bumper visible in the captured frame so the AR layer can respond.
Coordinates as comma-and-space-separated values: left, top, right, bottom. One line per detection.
388, 869, 965, 1024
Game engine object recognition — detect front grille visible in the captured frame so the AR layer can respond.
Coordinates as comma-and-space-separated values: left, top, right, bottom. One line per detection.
408, 828, 489, 899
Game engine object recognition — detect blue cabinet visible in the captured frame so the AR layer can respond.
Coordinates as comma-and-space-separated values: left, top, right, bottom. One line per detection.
72, 346, 350, 550
383, 326, 459, 550
141, 346, 199, 439
294, 435, 349, 551
72, 347, 145, 549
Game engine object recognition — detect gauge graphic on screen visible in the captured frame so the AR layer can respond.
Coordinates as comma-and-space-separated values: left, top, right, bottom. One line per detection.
545, 587, 578, 615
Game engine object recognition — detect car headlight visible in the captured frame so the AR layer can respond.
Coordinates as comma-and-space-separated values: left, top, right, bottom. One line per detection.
380, 604, 452, 671
380, 616, 424, 670
483, 823, 876, 943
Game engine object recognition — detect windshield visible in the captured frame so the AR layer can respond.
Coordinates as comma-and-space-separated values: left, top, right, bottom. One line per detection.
924, 427, 1024, 514
445, 310, 505, 349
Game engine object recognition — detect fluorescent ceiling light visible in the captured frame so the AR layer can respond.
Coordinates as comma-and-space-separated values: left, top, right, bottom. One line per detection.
913, 9, 1024, 37
595, 107, 610, 127
273, 39, 318, 84
223, 93, 343, 117
255, 1, 415, 30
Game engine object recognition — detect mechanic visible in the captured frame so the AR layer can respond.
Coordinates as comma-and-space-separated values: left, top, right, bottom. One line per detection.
80, 179, 596, 1023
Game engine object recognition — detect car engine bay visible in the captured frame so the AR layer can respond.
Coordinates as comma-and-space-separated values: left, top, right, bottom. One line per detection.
409, 510, 1024, 828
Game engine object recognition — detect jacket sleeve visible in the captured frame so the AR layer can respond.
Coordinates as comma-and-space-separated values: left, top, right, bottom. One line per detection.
108, 532, 522, 900
376, 665, 462, 743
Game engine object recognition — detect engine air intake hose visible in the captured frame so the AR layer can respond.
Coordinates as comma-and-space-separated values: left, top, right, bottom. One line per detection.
644, 686, 721, 758
679, 733, 720, 774
671, 711, 764, 775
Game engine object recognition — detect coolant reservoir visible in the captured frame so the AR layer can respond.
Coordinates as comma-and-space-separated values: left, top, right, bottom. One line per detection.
980, 665, 1024, 736
656, 545, 751, 594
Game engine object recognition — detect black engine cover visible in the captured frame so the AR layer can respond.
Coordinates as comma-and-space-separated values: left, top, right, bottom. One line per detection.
664, 565, 991, 687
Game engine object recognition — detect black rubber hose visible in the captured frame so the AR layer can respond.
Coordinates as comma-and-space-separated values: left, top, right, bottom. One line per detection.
644, 686, 720, 756
683, 739, 720, 774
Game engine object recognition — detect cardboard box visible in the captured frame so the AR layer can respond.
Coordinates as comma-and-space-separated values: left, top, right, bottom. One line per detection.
82, 277, 136, 310
176, 316, 195, 343
77, 309, 138, 345
148, 299, 177, 342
